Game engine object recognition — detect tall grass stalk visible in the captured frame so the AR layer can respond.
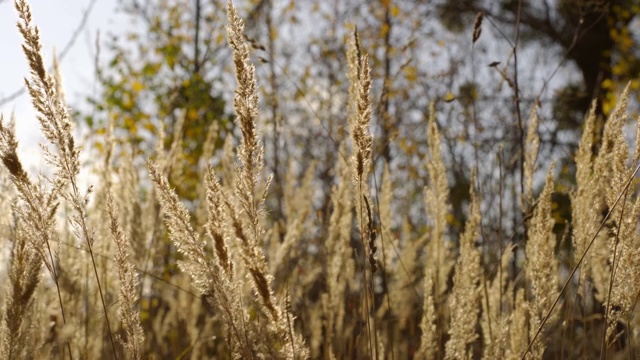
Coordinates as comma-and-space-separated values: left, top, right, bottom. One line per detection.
13, 0, 118, 356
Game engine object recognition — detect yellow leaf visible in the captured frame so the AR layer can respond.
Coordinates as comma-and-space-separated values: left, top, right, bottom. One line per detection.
132, 80, 144, 93
143, 122, 156, 132
124, 116, 137, 134
123, 94, 133, 110
391, 5, 400, 17
216, 32, 225, 45
443, 92, 456, 102
445, 213, 455, 225
380, 23, 390, 38
603, 94, 616, 116
187, 108, 198, 120
404, 66, 417, 82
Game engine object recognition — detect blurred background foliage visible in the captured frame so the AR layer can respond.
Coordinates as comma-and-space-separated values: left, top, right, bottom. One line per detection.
86, 0, 639, 232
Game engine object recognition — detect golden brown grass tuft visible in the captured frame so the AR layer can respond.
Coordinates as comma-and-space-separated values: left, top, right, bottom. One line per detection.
0, 223, 42, 359
526, 163, 558, 359
106, 194, 145, 360
445, 171, 482, 360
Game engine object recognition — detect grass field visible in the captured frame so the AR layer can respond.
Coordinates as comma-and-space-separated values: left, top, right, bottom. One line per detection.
1, 0, 640, 359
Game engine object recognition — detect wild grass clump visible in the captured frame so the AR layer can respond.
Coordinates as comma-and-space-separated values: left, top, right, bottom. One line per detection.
1, 0, 640, 359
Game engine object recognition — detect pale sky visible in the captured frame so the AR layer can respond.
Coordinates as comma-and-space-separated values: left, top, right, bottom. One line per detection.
0, 0, 120, 172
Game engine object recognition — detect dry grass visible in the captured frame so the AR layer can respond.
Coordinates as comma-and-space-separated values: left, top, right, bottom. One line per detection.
1, 0, 640, 359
